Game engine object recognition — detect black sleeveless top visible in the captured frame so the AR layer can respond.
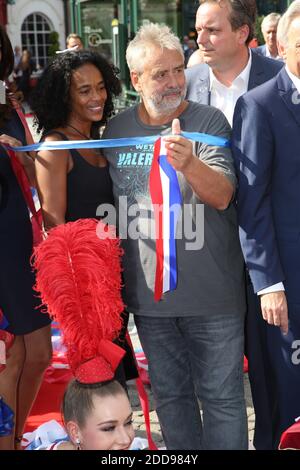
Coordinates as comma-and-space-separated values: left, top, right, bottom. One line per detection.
43, 131, 114, 222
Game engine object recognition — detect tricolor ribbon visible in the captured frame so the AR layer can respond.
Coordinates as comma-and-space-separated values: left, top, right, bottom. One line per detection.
149, 138, 182, 301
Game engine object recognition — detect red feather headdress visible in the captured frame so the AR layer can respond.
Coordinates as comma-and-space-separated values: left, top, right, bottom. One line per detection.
33, 219, 125, 384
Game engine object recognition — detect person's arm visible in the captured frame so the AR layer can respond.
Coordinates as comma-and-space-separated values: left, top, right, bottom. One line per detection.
164, 118, 234, 210
232, 94, 288, 334
0, 133, 36, 186
260, 291, 288, 334
35, 134, 69, 230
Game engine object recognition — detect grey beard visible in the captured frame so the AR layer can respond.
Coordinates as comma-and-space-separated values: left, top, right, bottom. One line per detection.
147, 85, 187, 115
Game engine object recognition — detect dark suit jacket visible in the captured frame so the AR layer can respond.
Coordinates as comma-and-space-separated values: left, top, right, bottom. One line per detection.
232, 68, 300, 302
253, 45, 267, 57
185, 50, 283, 104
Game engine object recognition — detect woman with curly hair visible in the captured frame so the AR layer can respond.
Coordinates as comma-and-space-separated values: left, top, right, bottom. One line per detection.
30, 50, 122, 228
30, 51, 137, 388
0, 25, 52, 450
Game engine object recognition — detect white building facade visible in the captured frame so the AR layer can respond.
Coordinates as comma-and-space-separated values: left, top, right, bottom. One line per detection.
7, 0, 66, 68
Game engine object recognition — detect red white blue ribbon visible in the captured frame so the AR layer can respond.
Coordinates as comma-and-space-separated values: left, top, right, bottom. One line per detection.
149, 138, 182, 301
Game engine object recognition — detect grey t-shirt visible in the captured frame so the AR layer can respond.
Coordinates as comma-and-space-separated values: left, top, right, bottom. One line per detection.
102, 101, 245, 317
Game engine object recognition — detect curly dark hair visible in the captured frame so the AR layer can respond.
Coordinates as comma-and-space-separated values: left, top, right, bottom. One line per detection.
30, 50, 122, 137
199, 0, 257, 45
0, 25, 14, 81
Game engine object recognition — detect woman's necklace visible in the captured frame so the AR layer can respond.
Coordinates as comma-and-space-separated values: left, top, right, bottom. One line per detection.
66, 123, 92, 140
66, 123, 102, 157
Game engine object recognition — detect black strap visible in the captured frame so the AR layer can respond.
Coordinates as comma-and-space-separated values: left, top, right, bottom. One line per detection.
41, 130, 69, 142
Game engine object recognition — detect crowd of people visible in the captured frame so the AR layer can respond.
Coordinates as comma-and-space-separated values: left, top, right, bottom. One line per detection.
0, 0, 300, 451
8, 33, 84, 105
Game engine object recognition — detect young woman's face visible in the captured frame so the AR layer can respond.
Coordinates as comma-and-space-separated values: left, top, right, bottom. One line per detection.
69, 63, 107, 124
79, 393, 135, 450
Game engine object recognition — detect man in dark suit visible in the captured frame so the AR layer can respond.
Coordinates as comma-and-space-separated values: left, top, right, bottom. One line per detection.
255, 13, 281, 60
186, 0, 284, 450
232, 0, 300, 449
186, 0, 283, 125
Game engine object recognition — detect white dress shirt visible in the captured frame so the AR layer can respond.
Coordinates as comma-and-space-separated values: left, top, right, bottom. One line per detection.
265, 46, 281, 61
209, 51, 252, 126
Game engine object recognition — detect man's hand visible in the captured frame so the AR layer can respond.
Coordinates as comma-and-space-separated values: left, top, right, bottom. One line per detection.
163, 119, 196, 172
163, 119, 233, 210
260, 291, 289, 335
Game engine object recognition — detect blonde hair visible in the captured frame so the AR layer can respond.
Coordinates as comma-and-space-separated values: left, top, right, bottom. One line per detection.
62, 379, 127, 427
66, 33, 83, 47
261, 12, 281, 32
277, 1, 300, 47
126, 22, 183, 73
276, 15, 286, 48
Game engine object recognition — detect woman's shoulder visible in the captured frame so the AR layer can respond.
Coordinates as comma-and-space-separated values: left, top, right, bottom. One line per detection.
42, 129, 69, 142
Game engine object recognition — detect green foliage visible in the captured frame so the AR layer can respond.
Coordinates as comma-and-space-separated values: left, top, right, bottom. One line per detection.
255, 16, 265, 46
48, 31, 60, 57
256, 0, 281, 15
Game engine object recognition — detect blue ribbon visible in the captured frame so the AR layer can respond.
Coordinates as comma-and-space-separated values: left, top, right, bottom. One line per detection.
7, 132, 230, 153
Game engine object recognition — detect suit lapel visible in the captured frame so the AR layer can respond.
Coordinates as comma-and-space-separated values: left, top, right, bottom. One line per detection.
278, 68, 300, 127
195, 68, 211, 105
248, 51, 266, 90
